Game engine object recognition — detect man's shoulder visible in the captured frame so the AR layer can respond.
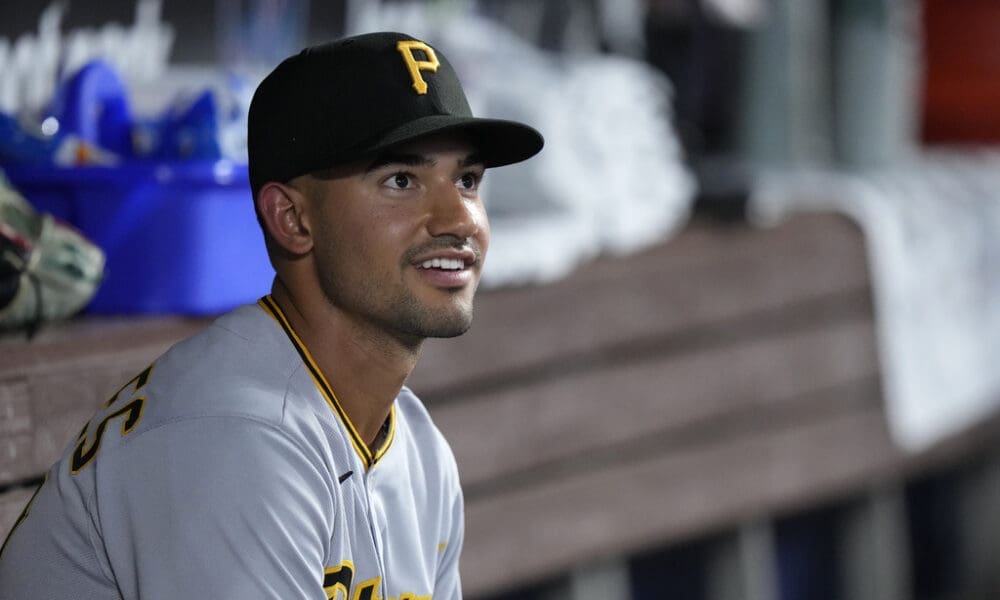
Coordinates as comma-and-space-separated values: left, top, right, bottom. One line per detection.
393, 387, 459, 474
394, 387, 438, 435
133, 303, 306, 429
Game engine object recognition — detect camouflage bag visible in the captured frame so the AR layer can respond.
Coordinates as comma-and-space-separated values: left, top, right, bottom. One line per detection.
0, 173, 105, 334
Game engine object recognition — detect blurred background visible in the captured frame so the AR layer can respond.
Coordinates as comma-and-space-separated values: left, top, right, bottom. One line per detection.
0, 1, 998, 599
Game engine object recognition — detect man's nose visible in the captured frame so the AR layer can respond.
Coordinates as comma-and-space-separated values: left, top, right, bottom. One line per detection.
425, 181, 483, 240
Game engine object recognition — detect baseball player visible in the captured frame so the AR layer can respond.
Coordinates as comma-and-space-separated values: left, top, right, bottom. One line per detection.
0, 31, 542, 599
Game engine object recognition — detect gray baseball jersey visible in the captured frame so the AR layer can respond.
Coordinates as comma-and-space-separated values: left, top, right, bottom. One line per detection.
0, 296, 464, 599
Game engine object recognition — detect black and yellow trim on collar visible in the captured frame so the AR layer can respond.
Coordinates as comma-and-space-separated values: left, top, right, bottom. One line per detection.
258, 295, 396, 469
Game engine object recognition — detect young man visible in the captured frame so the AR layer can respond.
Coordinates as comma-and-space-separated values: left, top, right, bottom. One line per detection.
0, 32, 543, 599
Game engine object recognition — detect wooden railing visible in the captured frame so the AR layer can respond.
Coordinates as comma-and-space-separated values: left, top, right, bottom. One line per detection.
2, 213, 997, 598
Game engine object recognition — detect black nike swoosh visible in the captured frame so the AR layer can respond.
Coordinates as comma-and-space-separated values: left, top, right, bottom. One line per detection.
338, 470, 354, 484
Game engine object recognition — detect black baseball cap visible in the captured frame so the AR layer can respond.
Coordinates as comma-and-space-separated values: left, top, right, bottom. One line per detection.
248, 31, 544, 195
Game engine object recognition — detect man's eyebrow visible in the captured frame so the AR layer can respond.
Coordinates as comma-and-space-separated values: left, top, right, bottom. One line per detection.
460, 153, 484, 168
364, 152, 484, 173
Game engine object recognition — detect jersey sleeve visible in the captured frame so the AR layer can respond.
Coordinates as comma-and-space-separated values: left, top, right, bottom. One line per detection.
93, 415, 335, 599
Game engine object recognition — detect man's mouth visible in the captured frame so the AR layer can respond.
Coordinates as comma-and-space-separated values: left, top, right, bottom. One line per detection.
417, 258, 465, 271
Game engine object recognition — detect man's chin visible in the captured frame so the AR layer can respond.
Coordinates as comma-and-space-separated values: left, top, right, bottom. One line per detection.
389, 290, 476, 340
419, 309, 474, 338
425, 322, 472, 339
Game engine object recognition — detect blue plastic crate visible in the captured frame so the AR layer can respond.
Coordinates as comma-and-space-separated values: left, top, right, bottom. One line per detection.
3, 160, 273, 315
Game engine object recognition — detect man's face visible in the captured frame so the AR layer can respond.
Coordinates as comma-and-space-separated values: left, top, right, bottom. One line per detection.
298, 134, 489, 345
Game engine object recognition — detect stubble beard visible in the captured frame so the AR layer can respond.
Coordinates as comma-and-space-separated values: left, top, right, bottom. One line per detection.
316, 260, 476, 343
384, 287, 475, 340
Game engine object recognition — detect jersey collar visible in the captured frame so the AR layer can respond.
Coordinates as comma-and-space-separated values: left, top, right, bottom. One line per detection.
258, 295, 396, 469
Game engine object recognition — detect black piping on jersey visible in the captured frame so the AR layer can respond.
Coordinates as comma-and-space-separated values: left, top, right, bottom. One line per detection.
258, 295, 396, 469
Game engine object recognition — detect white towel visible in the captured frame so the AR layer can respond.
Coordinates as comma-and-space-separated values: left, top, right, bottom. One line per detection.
750, 151, 1000, 452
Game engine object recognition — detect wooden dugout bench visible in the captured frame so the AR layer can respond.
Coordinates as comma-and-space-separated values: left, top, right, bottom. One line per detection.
2, 213, 998, 598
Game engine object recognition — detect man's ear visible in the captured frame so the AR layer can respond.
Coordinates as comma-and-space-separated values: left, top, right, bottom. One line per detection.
256, 182, 313, 255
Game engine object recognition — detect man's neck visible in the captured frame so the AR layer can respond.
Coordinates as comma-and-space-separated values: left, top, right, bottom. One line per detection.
269, 282, 420, 448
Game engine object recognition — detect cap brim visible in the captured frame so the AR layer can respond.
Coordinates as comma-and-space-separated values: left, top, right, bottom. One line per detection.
350, 115, 544, 168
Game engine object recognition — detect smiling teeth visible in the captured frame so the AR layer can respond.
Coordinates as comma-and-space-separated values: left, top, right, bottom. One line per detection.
420, 258, 464, 270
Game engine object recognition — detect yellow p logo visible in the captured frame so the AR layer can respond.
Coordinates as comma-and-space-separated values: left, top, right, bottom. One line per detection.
396, 40, 440, 95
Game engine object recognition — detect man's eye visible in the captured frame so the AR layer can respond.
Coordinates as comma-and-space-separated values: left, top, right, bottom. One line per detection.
385, 173, 412, 189
458, 173, 480, 190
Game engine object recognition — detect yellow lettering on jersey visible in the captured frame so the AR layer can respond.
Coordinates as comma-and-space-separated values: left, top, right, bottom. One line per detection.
353, 576, 382, 600
71, 363, 155, 475
322, 562, 428, 600
323, 560, 355, 600
396, 41, 439, 95
104, 363, 154, 408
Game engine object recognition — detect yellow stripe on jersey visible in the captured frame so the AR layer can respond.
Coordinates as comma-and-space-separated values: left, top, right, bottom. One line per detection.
371, 413, 397, 465
258, 296, 396, 469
